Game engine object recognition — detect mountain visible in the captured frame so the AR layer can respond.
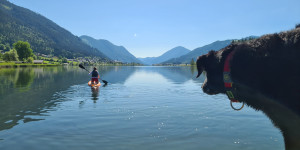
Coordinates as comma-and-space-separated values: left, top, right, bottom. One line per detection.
80, 35, 142, 64
138, 57, 157, 65
162, 40, 233, 64
139, 46, 191, 65
0, 0, 108, 59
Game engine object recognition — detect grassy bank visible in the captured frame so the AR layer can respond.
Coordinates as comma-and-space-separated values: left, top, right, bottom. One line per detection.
0, 61, 143, 68
0, 62, 60, 68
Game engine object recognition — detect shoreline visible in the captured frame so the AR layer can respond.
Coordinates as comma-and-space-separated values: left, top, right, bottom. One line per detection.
0, 62, 194, 68
0, 63, 144, 68
0, 63, 61, 68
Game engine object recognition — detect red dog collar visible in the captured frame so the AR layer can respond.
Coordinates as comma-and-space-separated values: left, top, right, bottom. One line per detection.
223, 50, 239, 102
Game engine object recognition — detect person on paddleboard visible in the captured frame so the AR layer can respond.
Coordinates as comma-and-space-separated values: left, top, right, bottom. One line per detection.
89, 67, 100, 84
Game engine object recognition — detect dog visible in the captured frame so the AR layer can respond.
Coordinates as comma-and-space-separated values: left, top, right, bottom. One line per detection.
196, 25, 300, 150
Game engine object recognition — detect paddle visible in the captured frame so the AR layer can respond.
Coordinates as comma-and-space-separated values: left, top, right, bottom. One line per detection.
79, 64, 108, 85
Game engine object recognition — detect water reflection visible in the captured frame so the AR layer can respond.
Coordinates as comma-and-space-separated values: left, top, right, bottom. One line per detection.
0, 68, 35, 95
14, 68, 35, 92
99, 66, 204, 84
91, 87, 99, 102
98, 66, 138, 84
0, 66, 89, 131
0, 66, 202, 132
0, 66, 285, 149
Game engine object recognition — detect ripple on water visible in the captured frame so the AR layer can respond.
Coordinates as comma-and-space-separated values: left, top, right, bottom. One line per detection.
0, 66, 284, 150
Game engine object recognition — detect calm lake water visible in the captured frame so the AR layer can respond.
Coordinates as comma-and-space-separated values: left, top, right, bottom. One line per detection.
0, 66, 284, 150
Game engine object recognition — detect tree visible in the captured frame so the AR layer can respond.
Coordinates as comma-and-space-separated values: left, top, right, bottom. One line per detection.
32, 54, 37, 60
0, 44, 5, 51
3, 52, 9, 61
3, 49, 19, 61
9, 49, 19, 61
62, 57, 68, 63
13, 41, 33, 60
190, 58, 196, 66
0, 51, 3, 60
26, 57, 34, 63
5, 43, 11, 51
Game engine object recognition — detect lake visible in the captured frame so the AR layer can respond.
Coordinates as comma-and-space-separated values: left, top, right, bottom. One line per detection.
0, 66, 284, 150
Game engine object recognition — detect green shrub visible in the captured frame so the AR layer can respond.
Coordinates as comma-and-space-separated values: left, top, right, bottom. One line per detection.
26, 57, 34, 63
3, 49, 19, 61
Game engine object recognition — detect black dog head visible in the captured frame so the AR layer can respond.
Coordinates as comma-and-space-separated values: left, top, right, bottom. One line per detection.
196, 50, 226, 95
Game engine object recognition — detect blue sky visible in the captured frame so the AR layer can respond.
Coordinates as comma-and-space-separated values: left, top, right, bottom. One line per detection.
8, 0, 300, 57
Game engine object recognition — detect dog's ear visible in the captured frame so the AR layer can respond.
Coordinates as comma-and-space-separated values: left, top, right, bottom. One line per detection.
196, 55, 207, 78
196, 50, 216, 78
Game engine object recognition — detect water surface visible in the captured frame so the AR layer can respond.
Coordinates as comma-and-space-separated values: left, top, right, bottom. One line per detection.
0, 66, 284, 150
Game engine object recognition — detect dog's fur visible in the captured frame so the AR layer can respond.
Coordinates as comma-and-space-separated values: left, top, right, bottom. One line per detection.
196, 26, 300, 150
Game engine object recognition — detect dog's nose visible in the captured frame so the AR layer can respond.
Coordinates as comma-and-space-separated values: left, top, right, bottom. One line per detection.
202, 84, 216, 95
202, 84, 210, 93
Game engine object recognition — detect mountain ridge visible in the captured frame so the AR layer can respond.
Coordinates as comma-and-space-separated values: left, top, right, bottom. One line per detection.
161, 36, 259, 64
80, 35, 142, 64
0, 0, 108, 59
139, 46, 191, 65
161, 40, 233, 64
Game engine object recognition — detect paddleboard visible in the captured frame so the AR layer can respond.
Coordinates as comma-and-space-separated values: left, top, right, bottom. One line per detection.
88, 81, 101, 87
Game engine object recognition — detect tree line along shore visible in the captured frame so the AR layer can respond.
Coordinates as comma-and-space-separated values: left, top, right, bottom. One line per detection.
0, 41, 143, 68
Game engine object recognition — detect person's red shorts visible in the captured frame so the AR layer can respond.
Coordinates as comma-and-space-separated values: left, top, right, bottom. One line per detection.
91, 78, 99, 83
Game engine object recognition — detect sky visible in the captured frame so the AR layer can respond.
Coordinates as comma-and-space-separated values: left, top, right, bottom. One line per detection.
8, 0, 300, 58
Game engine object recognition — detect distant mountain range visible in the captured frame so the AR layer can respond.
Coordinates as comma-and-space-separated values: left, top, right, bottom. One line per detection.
0, 0, 260, 64
161, 36, 259, 64
138, 46, 191, 65
0, 0, 108, 59
80, 35, 142, 64
161, 40, 233, 64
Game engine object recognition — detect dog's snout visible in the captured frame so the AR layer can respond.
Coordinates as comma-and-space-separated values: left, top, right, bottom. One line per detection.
202, 82, 216, 95
202, 84, 210, 93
